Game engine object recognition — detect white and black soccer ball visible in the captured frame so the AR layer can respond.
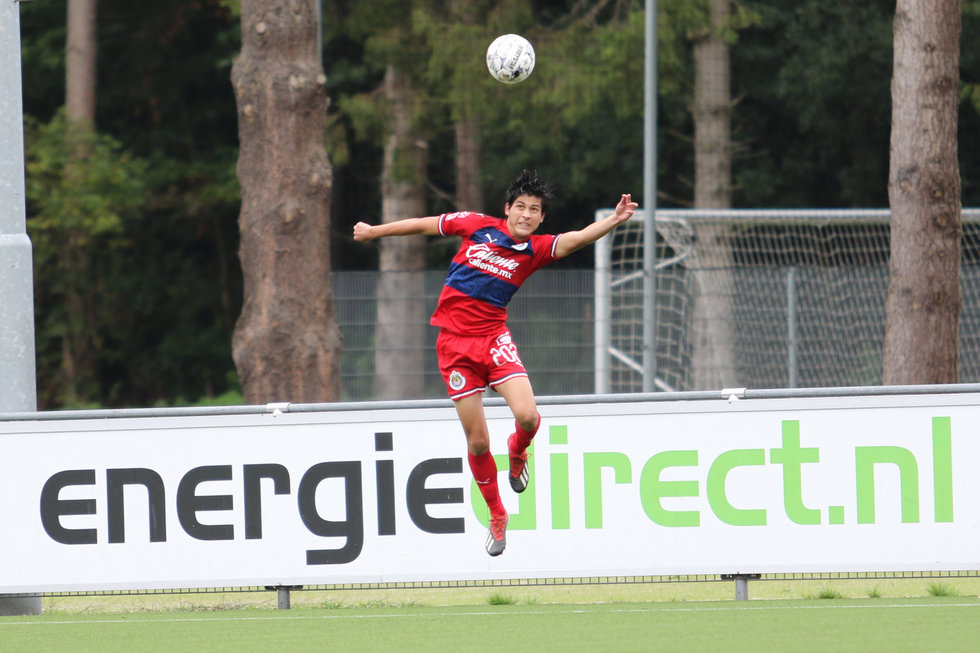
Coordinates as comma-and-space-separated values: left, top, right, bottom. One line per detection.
486, 34, 535, 84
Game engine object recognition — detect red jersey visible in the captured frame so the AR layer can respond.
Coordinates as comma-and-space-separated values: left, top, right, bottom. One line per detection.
430, 211, 561, 335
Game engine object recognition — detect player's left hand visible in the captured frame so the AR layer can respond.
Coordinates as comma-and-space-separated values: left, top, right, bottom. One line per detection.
613, 194, 638, 223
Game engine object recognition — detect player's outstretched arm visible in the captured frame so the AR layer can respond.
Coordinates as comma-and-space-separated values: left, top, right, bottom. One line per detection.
353, 216, 441, 242
554, 193, 638, 258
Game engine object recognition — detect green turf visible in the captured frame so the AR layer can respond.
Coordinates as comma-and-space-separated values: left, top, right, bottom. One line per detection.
3, 597, 980, 653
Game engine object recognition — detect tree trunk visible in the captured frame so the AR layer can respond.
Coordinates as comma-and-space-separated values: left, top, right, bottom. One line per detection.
231, 0, 341, 404
689, 0, 738, 390
693, 0, 732, 212
66, 0, 96, 125
451, 0, 483, 212
455, 116, 483, 211
61, 0, 98, 404
373, 65, 428, 400
882, 0, 961, 385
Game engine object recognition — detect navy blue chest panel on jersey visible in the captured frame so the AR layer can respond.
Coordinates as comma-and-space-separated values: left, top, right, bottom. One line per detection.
444, 263, 517, 307
442, 226, 540, 308
471, 226, 536, 257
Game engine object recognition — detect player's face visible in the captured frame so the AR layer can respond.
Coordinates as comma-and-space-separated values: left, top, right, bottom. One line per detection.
505, 194, 545, 241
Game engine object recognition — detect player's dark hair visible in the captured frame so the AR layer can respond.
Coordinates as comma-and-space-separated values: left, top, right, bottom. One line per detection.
504, 169, 555, 213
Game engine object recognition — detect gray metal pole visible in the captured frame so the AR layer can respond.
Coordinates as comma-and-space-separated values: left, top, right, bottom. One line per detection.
277, 588, 291, 610
642, 0, 658, 392
722, 573, 759, 600
594, 229, 610, 394
734, 577, 749, 600
0, 0, 41, 617
787, 266, 798, 388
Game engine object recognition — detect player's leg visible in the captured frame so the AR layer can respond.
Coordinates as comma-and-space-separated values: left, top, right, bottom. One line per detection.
453, 392, 491, 454
496, 375, 541, 446
454, 392, 508, 556
494, 376, 540, 494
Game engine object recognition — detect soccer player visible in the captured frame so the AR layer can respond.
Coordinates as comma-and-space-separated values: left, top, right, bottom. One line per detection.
353, 170, 637, 556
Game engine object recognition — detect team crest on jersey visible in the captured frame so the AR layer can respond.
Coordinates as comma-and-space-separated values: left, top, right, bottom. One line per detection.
449, 370, 466, 391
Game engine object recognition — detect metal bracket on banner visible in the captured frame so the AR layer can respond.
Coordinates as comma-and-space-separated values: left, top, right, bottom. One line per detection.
721, 387, 747, 403
265, 402, 291, 416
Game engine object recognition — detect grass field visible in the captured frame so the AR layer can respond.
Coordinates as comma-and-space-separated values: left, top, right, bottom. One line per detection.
3, 579, 980, 653
32, 574, 980, 612
3, 597, 980, 653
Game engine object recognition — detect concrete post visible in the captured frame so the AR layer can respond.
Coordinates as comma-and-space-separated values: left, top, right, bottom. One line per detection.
0, 0, 42, 616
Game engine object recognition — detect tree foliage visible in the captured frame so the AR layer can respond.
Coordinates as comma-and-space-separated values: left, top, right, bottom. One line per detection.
21, 0, 243, 409
26, 112, 145, 407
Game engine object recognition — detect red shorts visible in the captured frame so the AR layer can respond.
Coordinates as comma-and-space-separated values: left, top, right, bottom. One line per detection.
436, 329, 528, 400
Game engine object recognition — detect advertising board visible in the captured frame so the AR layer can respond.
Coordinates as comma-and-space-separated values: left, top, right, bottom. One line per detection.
1, 391, 977, 592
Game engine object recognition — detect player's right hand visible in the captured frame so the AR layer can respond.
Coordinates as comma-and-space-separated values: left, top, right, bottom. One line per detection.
353, 222, 375, 242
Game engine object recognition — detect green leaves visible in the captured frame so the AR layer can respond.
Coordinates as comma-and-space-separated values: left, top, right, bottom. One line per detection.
25, 111, 147, 258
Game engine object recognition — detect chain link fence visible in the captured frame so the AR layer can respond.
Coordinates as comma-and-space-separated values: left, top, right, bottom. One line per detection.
335, 269, 595, 402
337, 209, 980, 401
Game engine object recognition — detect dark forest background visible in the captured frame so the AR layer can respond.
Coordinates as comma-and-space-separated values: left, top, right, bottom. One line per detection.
17, 0, 980, 408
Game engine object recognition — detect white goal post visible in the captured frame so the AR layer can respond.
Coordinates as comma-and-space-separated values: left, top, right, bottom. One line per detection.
595, 208, 980, 394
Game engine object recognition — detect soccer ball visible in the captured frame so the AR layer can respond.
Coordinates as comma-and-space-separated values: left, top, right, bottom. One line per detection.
486, 34, 535, 84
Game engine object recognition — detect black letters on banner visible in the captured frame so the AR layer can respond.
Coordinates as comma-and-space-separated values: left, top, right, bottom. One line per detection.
107, 468, 167, 543
243, 463, 291, 540
298, 461, 364, 565
37, 437, 469, 565
40, 469, 98, 545
406, 458, 465, 534
375, 432, 397, 536
177, 465, 235, 541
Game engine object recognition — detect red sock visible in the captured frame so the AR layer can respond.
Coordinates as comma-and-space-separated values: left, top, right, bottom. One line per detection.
468, 450, 504, 516
511, 412, 541, 453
